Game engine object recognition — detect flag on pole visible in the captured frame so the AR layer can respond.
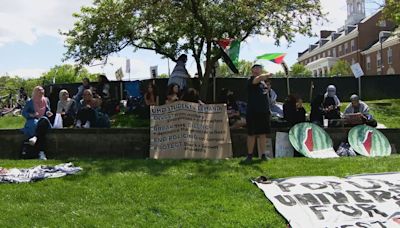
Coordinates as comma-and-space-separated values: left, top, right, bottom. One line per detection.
218, 39, 241, 73
256, 53, 287, 64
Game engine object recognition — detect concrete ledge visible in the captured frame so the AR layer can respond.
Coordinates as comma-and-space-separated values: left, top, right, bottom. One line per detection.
0, 128, 398, 159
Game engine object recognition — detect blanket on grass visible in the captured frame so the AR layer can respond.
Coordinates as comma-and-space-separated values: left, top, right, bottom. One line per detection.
0, 162, 82, 183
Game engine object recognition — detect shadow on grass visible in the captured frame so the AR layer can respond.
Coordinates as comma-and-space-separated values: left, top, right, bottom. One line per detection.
62, 158, 265, 180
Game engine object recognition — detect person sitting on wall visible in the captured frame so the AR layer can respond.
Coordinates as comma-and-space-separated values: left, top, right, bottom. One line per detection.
73, 77, 92, 103
22, 86, 53, 160
225, 91, 246, 129
265, 80, 283, 117
57, 90, 77, 127
323, 85, 341, 120
144, 82, 159, 106
310, 94, 324, 125
181, 88, 204, 104
76, 89, 110, 128
283, 95, 306, 126
344, 94, 377, 127
166, 83, 181, 104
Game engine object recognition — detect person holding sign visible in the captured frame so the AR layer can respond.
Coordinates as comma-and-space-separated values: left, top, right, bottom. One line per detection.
245, 64, 272, 162
344, 94, 377, 127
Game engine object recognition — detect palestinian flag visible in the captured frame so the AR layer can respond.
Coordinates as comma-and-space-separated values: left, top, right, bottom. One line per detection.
256, 53, 287, 64
218, 39, 240, 74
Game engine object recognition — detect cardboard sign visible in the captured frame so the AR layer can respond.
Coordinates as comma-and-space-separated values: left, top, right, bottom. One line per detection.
254, 172, 400, 228
275, 132, 294, 158
289, 123, 338, 158
348, 125, 391, 157
150, 101, 232, 159
351, 63, 364, 78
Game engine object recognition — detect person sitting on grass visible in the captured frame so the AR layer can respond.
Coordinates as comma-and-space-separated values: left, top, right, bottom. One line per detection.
57, 90, 77, 127
344, 94, 377, 127
166, 83, 180, 104
323, 85, 341, 120
22, 86, 53, 160
283, 95, 306, 126
76, 89, 110, 128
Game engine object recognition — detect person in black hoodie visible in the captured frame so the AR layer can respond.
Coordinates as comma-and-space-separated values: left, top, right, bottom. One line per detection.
283, 95, 306, 126
310, 94, 325, 125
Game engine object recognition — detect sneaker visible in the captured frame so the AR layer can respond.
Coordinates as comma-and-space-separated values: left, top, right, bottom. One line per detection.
28, 136, 37, 146
83, 121, 90, 128
75, 120, 82, 128
261, 154, 268, 161
38, 151, 47, 160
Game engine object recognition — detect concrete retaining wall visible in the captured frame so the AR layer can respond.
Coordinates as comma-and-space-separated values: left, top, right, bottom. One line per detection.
0, 128, 398, 159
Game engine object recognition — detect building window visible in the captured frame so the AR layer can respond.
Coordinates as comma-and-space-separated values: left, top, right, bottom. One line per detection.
351, 40, 356, 52
332, 48, 336, 57
366, 56, 371, 70
339, 45, 342, 55
351, 58, 356, 65
328, 50, 331, 57
377, 51, 382, 68
388, 47, 393, 65
322, 52, 325, 58
345, 43, 349, 54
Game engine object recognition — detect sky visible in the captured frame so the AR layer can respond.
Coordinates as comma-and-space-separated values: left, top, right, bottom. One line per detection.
0, 0, 384, 80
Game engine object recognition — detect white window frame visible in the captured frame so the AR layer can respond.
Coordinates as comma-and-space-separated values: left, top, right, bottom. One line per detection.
366, 56, 371, 70
388, 47, 393, 65
377, 51, 382, 67
351, 40, 355, 52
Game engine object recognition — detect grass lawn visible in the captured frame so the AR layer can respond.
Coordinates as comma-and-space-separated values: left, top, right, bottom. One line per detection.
1, 157, 400, 227
0, 116, 25, 129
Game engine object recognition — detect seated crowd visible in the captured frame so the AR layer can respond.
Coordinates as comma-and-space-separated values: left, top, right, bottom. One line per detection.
22, 75, 112, 160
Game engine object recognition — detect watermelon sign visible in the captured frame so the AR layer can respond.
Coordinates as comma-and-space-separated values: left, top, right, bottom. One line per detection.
348, 125, 391, 157
289, 123, 338, 158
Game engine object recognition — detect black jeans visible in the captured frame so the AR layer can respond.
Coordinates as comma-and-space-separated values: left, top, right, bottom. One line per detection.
35, 118, 51, 152
77, 107, 97, 125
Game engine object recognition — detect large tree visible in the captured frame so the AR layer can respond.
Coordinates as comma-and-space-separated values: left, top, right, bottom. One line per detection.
41, 64, 97, 85
218, 60, 255, 77
63, 0, 324, 98
382, 0, 400, 25
290, 63, 312, 77
329, 60, 352, 77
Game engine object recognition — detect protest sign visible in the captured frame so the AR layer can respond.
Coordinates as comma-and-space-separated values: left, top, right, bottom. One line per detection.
254, 172, 400, 228
150, 101, 232, 159
348, 125, 391, 157
275, 132, 294, 158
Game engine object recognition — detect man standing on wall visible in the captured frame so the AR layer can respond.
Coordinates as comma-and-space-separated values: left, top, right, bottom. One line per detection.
245, 64, 272, 162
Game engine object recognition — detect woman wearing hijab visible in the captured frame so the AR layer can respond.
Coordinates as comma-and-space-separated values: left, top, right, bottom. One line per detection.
168, 54, 190, 91
322, 85, 341, 120
22, 86, 53, 160
57, 90, 77, 127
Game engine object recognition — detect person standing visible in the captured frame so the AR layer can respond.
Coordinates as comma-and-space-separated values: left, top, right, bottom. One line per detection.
168, 54, 190, 92
245, 64, 272, 162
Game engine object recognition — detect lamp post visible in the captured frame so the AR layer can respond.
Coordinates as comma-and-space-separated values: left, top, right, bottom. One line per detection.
379, 31, 391, 75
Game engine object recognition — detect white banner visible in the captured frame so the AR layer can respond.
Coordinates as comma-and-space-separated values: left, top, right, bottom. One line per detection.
254, 172, 400, 228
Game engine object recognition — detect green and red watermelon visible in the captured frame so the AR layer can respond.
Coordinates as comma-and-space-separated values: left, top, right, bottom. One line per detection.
348, 125, 391, 157
289, 123, 338, 158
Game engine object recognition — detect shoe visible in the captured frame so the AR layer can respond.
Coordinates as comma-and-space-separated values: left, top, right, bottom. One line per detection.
75, 120, 82, 128
83, 121, 90, 128
243, 155, 253, 163
28, 136, 37, 146
38, 151, 47, 160
261, 154, 267, 161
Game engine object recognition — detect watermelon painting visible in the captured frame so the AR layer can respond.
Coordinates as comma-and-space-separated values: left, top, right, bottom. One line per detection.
348, 125, 391, 157
289, 123, 338, 158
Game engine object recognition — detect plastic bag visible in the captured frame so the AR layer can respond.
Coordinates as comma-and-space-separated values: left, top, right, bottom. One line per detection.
53, 113, 63, 129
336, 142, 357, 157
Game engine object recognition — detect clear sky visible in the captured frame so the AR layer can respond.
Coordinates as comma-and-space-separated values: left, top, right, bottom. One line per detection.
0, 0, 383, 80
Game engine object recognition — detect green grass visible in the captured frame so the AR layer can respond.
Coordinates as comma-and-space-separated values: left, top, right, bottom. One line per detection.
0, 116, 24, 129
1, 157, 400, 227
111, 113, 150, 128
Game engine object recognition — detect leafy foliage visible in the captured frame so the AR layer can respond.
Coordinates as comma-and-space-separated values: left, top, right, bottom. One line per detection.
217, 60, 255, 77
382, 0, 400, 25
329, 60, 352, 77
41, 64, 97, 85
62, 0, 324, 97
290, 63, 312, 77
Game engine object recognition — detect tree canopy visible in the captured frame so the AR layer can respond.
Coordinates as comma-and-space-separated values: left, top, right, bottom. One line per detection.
218, 60, 255, 77
290, 63, 312, 77
329, 60, 352, 77
382, 0, 400, 25
63, 0, 324, 97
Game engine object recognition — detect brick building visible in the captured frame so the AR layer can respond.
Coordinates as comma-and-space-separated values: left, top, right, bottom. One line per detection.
297, 0, 399, 76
